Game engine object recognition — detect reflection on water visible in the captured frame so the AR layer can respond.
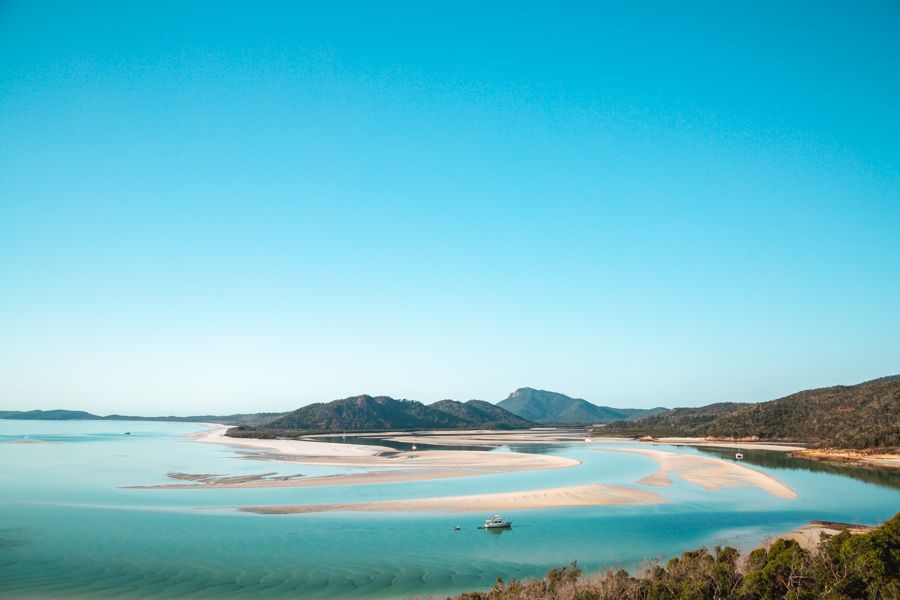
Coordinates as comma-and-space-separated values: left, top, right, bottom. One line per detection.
484, 526, 512, 537
0, 527, 31, 549
694, 447, 900, 490
310, 436, 574, 455
307, 435, 494, 453
504, 444, 571, 455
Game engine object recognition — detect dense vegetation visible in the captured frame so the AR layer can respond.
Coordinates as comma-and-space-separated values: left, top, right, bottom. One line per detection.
452, 513, 900, 600
498, 388, 666, 424
263, 395, 533, 431
429, 399, 534, 428
604, 376, 900, 449
603, 403, 747, 436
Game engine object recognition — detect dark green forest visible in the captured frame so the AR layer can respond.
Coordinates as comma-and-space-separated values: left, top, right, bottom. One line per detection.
604, 376, 900, 449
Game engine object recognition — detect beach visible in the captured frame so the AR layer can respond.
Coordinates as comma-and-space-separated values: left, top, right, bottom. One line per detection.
767, 520, 876, 553
791, 448, 900, 469
139, 426, 802, 503
605, 436, 900, 470
191, 425, 394, 456
133, 425, 582, 490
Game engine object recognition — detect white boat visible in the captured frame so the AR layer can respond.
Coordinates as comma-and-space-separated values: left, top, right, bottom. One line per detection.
735, 452, 744, 460
483, 514, 512, 529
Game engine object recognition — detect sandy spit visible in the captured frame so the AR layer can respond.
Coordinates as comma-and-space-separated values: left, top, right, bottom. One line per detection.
792, 448, 900, 469
130, 467, 526, 490
597, 447, 797, 499
136, 425, 581, 489
237, 483, 666, 514
766, 521, 875, 553
190, 426, 394, 456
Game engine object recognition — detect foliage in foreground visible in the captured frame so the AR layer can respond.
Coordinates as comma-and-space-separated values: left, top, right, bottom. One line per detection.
450, 513, 899, 600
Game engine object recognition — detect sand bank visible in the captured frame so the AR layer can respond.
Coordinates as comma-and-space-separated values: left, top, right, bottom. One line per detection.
237, 483, 665, 514
140, 426, 581, 489
768, 521, 875, 553
305, 428, 594, 449
792, 448, 900, 469
130, 465, 551, 490
634, 437, 900, 470
598, 447, 797, 499
191, 426, 393, 456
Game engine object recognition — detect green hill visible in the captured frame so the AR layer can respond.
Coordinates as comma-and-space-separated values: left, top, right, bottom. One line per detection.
497, 388, 666, 424
603, 402, 748, 434
265, 395, 533, 431
604, 376, 900, 449
429, 399, 534, 429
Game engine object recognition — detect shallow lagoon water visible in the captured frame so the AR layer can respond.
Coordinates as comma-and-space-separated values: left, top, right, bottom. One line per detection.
1, 420, 898, 598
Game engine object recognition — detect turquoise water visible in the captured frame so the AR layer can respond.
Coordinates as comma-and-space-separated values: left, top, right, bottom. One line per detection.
1, 420, 898, 599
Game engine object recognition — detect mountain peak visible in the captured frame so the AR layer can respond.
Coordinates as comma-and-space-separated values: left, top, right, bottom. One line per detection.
498, 388, 666, 425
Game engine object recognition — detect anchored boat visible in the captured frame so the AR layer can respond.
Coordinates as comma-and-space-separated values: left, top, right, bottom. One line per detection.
483, 514, 512, 529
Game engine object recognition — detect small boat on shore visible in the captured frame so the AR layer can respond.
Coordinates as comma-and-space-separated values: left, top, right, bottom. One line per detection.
482, 514, 512, 529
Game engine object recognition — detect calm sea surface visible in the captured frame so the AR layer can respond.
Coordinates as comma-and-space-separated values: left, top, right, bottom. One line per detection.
1, 420, 898, 598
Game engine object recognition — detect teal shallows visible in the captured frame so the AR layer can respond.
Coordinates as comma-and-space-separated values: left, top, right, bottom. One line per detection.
1, 420, 898, 599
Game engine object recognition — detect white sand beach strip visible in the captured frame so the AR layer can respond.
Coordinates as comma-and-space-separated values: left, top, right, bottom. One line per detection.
190, 425, 393, 456
137, 425, 581, 489
237, 483, 666, 514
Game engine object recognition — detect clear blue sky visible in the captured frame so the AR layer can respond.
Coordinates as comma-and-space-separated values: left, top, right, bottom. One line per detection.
1, 1, 898, 415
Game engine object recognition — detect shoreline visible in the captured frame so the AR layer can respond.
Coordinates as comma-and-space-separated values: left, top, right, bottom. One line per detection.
791, 448, 900, 469
618, 436, 900, 470
764, 520, 876, 553
142, 427, 799, 503
630, 437, 805, 452
188, 425, 394, 457
141, 425, 582, 489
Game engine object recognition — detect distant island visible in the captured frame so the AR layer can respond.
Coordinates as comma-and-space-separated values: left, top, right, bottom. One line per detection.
0, 410, 284, 427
